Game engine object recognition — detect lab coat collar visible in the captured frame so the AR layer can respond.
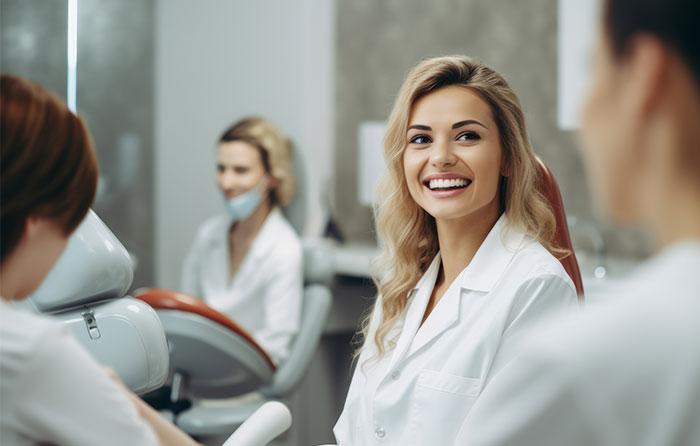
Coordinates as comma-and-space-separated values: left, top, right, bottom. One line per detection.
458, 214, 527, 293
384, 215, 527, 372
385, 255, 442, 375
239, 207, 284, 262
406, 258, 463, 359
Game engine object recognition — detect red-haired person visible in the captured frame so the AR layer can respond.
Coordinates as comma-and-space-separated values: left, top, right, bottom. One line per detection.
0, 74, 200, 446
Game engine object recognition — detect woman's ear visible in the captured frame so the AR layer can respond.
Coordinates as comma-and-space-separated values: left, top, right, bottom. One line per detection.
21, 217, 41, 243
267, 174, 281, 190
622, 34, 669, 122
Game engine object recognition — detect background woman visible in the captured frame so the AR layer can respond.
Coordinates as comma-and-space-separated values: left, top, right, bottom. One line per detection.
333, 56, 578, 445
181, 117, 303, 365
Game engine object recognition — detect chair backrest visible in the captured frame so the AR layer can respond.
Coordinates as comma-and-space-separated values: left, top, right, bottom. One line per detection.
134, 239, 334, 400
135, 288, 276, 398
261, 243, 333, 398
136, 288, 275, 370
261, 284, 332, 398
281, 142, 308, 235
535, 158, 585, 296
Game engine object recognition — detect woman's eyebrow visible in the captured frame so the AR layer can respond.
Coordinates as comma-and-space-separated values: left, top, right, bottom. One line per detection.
407, 124, 431, 131
452, 119, 488, 130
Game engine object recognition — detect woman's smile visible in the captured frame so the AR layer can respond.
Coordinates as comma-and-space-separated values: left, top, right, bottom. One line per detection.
422, 173, 473, 198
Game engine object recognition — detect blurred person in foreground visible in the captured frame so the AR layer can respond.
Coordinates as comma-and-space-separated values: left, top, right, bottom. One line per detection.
0, 74, 201, 446
459, 0, 700, 444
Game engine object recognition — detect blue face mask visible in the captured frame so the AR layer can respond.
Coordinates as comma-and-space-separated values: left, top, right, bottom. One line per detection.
224, 178, 267, 222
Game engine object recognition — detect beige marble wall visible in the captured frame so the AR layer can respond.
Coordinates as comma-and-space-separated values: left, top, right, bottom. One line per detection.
334, 0, 650, 259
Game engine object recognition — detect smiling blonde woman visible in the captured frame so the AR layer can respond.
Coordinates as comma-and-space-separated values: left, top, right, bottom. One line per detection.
333, 56, 579, 445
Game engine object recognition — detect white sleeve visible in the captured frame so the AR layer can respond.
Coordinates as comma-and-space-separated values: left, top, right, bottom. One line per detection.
455, 349, 602, 446
454, 276, 589, 446
255, 246, 304, 364
181, 229, 204, 297
11, 325, 158, 446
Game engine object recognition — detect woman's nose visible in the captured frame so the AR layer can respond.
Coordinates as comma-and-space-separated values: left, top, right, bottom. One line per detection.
430, 139, 457, 168
218, 171, 237, 190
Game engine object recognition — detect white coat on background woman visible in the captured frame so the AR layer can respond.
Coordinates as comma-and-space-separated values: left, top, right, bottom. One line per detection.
334, 56, 579, 445
181, 117, 303, 365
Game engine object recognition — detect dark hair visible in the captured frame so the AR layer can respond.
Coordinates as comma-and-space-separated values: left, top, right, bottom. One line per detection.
1, 74, 98, 263
605, 0, 700, 85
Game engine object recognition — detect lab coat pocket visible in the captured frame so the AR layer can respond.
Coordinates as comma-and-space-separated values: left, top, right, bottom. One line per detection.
408, 370, 480, 444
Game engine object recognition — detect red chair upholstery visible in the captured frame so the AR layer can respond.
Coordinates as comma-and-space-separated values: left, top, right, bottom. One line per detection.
135, 288, 276, 370
536, 158, 584, 297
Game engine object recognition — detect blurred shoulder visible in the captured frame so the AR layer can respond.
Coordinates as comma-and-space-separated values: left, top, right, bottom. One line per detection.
0, 302, 66, 378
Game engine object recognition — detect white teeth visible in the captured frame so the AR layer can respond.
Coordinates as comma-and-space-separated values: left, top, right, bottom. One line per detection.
428, 178, 469, 190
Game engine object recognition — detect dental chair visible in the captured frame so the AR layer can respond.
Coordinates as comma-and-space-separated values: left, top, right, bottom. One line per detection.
18, 210, 296, 445
19, 210, 169, 394
134, 241, 333, 440
536, 158, 584, 296
134, 144, 334, 442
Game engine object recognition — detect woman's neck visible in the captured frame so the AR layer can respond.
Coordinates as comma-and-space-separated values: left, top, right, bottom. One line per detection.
226, 198, 273, 281
229, 198, 273, 241
646, 69, 700, 250
420, 202, 500, 326
648, 184, 700, 250
0, 266, 19, 300
435, 203, 501, 287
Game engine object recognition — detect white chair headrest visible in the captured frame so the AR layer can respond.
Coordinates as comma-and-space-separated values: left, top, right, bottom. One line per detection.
302, 238, 335, 285
29, 210, 133, 312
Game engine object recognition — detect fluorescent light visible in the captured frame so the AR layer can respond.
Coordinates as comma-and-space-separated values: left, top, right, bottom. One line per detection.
67, 0, 78, 112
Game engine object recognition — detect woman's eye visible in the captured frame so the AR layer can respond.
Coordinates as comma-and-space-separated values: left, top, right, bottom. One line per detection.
216, 164, 225, 173
457, 131, 481, 141
409, 135, 431, 144
234, 167, 249, 174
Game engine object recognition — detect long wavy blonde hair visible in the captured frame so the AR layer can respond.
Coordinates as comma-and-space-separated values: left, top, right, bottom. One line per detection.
366, 55, 562, 359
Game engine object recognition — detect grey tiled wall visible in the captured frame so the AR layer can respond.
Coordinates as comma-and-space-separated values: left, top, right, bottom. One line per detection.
76, 0, 155, 289
1, 0, 68, 99
1, 0, 156, 287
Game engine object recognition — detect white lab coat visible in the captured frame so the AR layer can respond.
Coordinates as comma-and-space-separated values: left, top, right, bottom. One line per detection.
181, 207, 303, 364
334, 215, 579, 445
460, 241, 700, 446
0, 300, 157, 446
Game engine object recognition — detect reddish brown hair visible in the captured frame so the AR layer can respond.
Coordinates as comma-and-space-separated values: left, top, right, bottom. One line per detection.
1, 74, 98, 263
